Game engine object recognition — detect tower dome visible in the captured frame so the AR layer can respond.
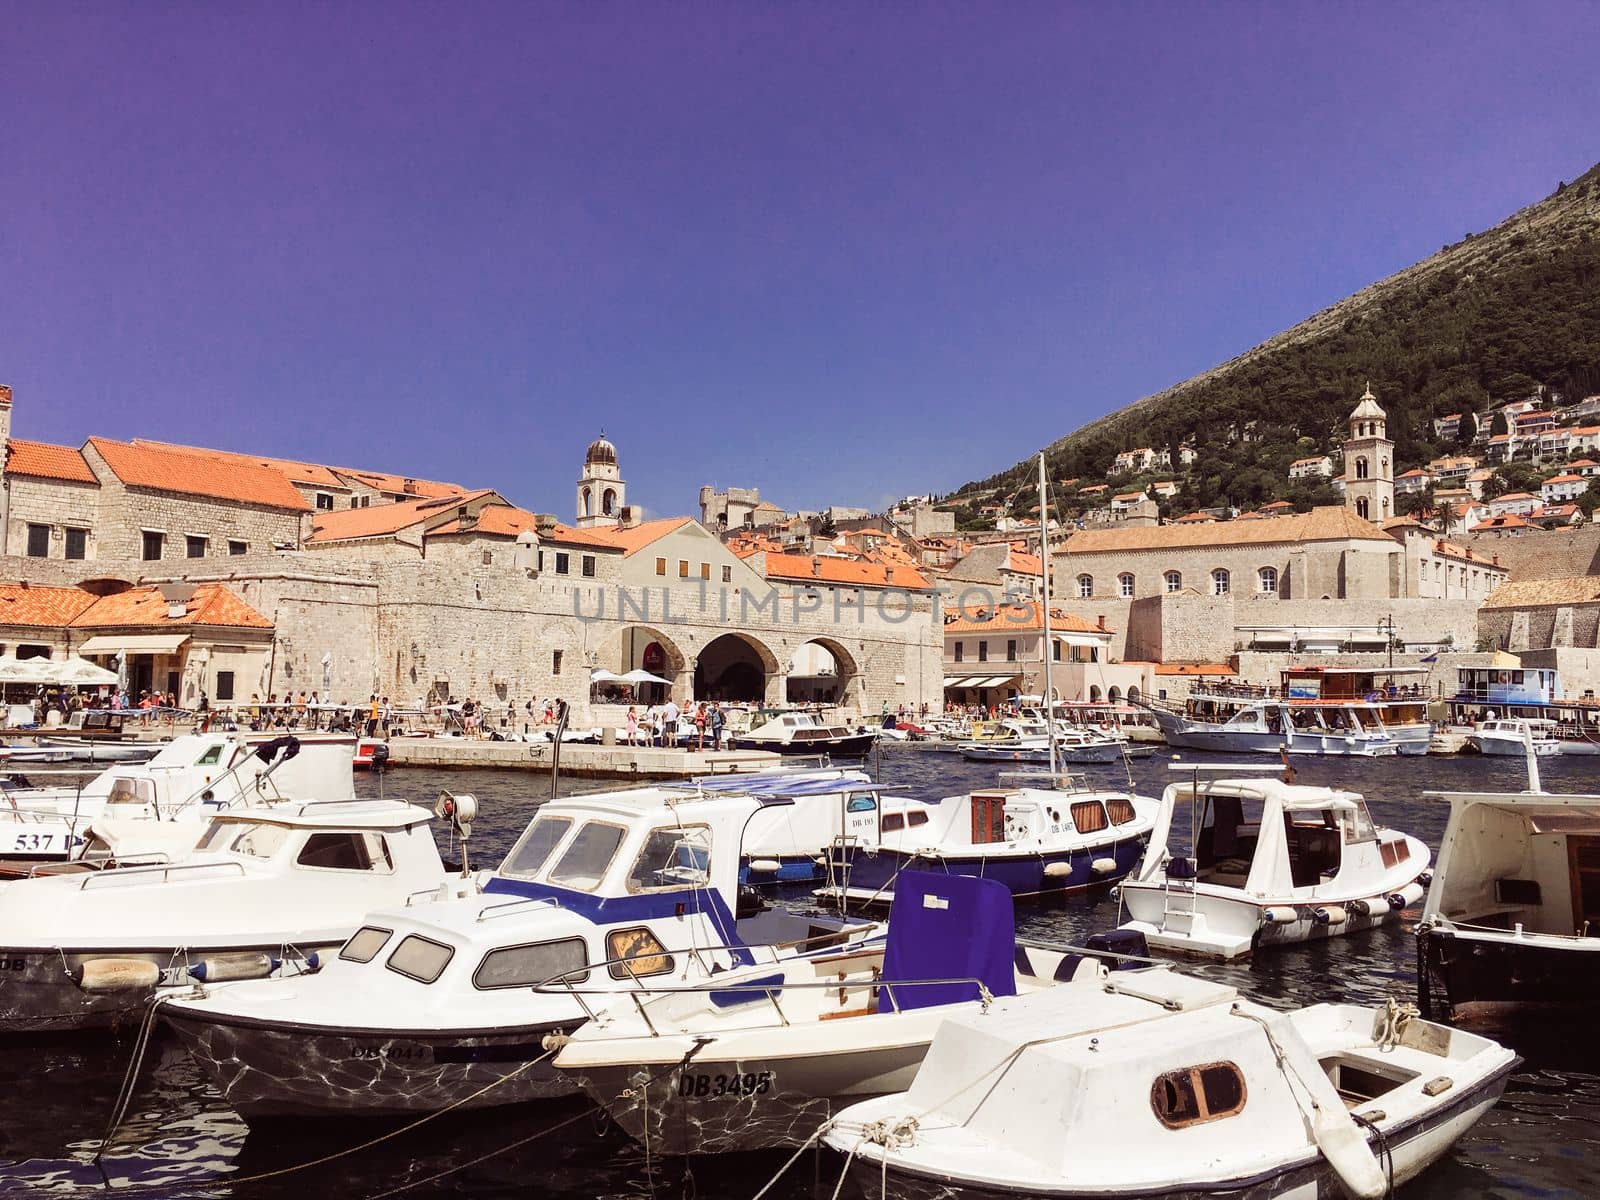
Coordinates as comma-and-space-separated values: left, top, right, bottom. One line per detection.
585, 433, 618, 467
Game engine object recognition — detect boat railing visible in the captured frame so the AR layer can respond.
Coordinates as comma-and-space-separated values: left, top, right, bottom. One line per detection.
77, 857, 248, 889
996, 768, 1092, 792
473, 894, 562, 920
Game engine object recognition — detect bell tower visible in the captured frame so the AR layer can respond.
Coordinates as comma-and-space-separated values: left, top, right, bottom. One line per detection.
575, 433, 625, 529
1342, 381, 1393, 523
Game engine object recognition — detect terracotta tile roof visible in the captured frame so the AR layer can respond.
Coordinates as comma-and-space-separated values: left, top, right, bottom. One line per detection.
942, 601, 1105, 635
307, 490, 495, 542
762, 553, 933, 590
1397, 468, 1431, 478
1470, 514, 1534, 531
1544, 474, 1583, 484
1568, 458, 1598, 467
1483, 577, 1600, 609
1112, 492, 1145, 502
331, 468, 463, 499
1432, 538, 1504, 566
0, 582, 98, 626
1494, 491, 1535, 501
1568, 425, 1600, 436
1261, 501, 1293, 510
1154, 662, 1236, 676
1006, 551, 1043, 576
581, 517, 696, 556
88, 438, 309, 511
1291, 456, 1330, 466
1535, 504, 1579, 518
5, 439, 99, 484
1172, 512, 1219, 523
1067, 506, 1393, 553
1078, 485, 1108, 494
133, 440, 347, 489
72, 583, 272, 629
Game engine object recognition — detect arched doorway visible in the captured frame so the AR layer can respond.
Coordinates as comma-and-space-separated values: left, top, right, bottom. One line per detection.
1089, 685, 1103, 702
694, 633, 776, 703
606, 626, 688, 706
1108, 686, 1122, 703
1128, 685, 1141, 702
785, 638, 859, 705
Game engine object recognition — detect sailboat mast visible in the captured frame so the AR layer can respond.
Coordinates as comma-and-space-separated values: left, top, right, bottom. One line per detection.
1039, 451, 1058, 777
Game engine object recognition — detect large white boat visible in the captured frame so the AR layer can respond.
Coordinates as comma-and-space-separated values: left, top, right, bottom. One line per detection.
1117, 766, 1430, 960
957, 718, 1124, 765
0, 732, 357, 868
1417, 733, 1600, 1020
0, 797, 446, 1032
552, 871, 1138, 1155
1447, 664, 1600, 755
160, 783, 880, 1120
825, 974, 1517, 1200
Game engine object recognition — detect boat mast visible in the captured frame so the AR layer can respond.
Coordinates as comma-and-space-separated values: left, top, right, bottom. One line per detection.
1039, 451, 1059, 777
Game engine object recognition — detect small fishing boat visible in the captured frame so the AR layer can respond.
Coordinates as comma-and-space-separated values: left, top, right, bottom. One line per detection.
160, 783, 880, 1120
734, 711, 878, 757
825, 975, 1517, 1200
551, 871, 1142, 1155
1467, 717, 1562, 756
0, 797, 447, 1032
957, 720, 1124, 765
352, 738, 391, 769
819, 774, 1157, 905
1116, 765, 1431, 960
1417, 729, 1600, 1020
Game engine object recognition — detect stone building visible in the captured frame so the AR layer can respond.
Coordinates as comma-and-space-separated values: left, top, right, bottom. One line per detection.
1342, 384, 1395, 523
575, 434, 629, 529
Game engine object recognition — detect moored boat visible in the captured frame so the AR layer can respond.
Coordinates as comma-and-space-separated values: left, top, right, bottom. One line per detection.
734, 711, 878, 756
1467, 717, 1562, 756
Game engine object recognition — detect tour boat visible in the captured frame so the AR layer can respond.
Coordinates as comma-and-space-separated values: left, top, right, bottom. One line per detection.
1446, 663, 1600, 756
160, 784, 880, 1121
1116, 766, 1431, 960
733, 710, 878, 756
1468, 717, 1562, 756
960, 723, 1125, 765
0, 797, 446, 1032
818, 775, 1158, 905
551, 871, 1145, 1155
0, 732, 357, 869
1417, 731, 1600, 1020
825, 974, 1517, 1200
1140, 693, 1399, 756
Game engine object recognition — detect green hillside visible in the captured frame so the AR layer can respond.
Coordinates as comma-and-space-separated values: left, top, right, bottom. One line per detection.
954, 161, 1600, 516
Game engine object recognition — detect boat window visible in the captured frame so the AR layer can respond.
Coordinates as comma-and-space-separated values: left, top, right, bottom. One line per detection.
1106, 798, 1138, 825
606, 927, 674, 979
548, 821, 627, 890
228, 822, 289, 859
846, 796, 877, 813
971, 794, 1007, 845
339, 926, 393, 963
296, 832, 393, 873
1071, 801, 1109, 834
882, 813, 905, 832
626, 825, 712, 892
386, 934, 455, 984
195, 744, 225, 766
501, 815, 573, 878
106, 778, 154, 806
1151, 1062, 1248, 1128
1342, 801, 1378, 844
473, 938, 589, 989
907, 811, 929, 828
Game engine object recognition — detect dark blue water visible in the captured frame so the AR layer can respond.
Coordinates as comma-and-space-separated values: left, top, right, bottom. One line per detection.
1, 746, 1597, 1198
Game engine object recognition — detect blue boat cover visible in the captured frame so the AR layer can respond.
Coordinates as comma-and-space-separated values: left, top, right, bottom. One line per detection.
879, 870, 1017, 1012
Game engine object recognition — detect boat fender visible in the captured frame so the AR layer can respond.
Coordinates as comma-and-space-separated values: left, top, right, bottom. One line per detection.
188, 952, 277, 983
748, 859, 782, 874
541, 1033, 571, 1051
1353, 898, 1390, 919
1393, 881, 1427, 909
1261, 907, 1298, 925
1313, 905, 1348, 926
1043, 861, 1074, 878
73, 958, 161, 993
1089, 857, 1118, 875
1418, 870, 1434, 888
1312, 1104, 1388, 1200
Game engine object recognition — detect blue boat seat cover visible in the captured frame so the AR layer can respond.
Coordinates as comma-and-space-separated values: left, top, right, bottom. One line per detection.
880, 870, 1017, 1012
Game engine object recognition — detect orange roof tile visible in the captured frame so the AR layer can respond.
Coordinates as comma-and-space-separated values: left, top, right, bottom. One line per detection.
331, 468, 463, 499
72, 584, 272, 629
1494, 491, 1536, 501
0, 582, 98, 626
581, 517, 696, 556
89, 438, 309, 511
1544, 474, 1583, 484
307, 490, 496, 542
942, 601, 1106, 635
133, 440, 348, 489
762, 553, 932, 590
5, 439, 99, 484
1470, 514, 1534, 531
1068, 507, 1393, 553
1484, 577, 1600, 609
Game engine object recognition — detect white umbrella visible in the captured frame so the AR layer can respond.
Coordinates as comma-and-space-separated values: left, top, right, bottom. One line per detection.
620, 669, 673, 686
0, 655, 56, 685
590, 668, 625, 682
54, 657, 119, 686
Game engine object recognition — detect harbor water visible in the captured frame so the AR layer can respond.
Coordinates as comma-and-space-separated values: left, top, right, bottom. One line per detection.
1, 745, 1597, 1198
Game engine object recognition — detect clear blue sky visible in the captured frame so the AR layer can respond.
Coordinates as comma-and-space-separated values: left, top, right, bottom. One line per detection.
4, 3, 1597, 516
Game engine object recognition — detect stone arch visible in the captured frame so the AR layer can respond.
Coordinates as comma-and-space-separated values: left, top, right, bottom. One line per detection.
604, 624, 690, 704
1107, 685, 1122, 703
1355, 497, 1370, 520
695, 632, 780, 703
1128, 685, 1141, 701
786, 636, 860, 705
1355, 457, 1369, 480
1088, 684, 1103, 703
602, 487, 618, 516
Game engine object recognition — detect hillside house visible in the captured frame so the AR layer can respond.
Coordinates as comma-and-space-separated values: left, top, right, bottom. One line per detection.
1542, 474, 1587, 504
1288, 455, 1334, 479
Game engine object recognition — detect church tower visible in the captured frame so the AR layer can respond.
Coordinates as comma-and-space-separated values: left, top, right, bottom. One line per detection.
575, 433, 626, 529
1342, 382, 1393, 523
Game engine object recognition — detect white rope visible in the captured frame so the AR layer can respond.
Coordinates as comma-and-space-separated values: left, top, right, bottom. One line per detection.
1375, 996, 1420, 1053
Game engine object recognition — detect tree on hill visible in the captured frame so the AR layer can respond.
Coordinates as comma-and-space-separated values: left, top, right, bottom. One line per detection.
1490, 410, 1510, 438
1457, 410, 1479, 447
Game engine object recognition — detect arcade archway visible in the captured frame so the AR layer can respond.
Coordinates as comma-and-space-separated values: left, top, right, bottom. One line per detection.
786, 637, 859, 705
694, 633, 777, 703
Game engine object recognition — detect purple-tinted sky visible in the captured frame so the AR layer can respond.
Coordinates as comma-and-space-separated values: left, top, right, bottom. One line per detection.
4, 4, 1597, 516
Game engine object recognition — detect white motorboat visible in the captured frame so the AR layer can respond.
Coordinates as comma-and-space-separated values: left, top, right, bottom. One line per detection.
0, 732, 357, 869
1117, 766, 1431, 960
1468, 717, 1562, 756
819, 775, 1158, 905
552, 870, 1141, 1155
960, 721, 1125, 765
160, 783, 880, 1121
1417, 731, 1600, 1020
0, 797, 446, 1032
1141, 694, 1400, 756
825, 975, 1517, 1200
734, 710, 878, 756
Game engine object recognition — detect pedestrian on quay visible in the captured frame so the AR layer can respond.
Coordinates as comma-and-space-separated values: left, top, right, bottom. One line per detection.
662, 697, 680, 748
645, 701, 661, 746
380, 697, 392, 738
625, 706, 640, 746
694, 702, 707, 750
366, 694, 381, 737
710, 702, 725, 750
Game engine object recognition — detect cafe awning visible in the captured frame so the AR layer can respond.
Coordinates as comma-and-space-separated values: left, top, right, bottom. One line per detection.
944, 675, 1021, 689
76, 633, 192, 655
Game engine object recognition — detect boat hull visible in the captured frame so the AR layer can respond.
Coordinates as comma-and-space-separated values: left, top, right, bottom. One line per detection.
960, 743, 1121, 764
1468, 734, 1562, 756
1418, 924, 1600, 1020
734, 733, 878, 757
568, 1040, 929, 1155
1118, 886, 1414, 961
161, 1007, 577, 1120
827, 835, 1147, 903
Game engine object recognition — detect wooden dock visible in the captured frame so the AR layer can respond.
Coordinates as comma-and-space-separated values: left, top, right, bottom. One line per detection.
384, 738, 781, 779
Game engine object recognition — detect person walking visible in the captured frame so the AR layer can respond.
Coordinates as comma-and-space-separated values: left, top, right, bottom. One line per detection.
710, 702, 725, 751
694, 702, 708, 751
662, 697, 680, 748
625, 706, 640, 747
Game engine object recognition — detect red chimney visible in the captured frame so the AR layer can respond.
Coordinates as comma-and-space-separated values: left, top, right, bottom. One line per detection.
1096, 614, 1107, 631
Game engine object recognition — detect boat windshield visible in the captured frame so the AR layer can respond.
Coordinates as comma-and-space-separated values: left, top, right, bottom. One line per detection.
500, 814, 573, 878
546, 820, 627, 891
195, 819, 288, 859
